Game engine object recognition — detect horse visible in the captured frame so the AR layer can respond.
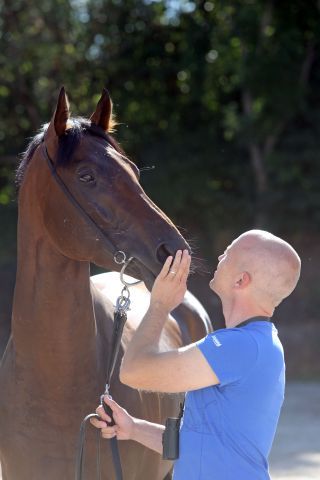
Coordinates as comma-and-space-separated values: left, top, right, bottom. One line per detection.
0, 87, 211, 480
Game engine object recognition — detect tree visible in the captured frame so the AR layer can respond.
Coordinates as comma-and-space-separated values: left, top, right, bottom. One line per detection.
0, 0, 319, 232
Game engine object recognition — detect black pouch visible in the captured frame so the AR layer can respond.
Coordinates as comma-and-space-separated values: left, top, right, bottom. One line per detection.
162, 401, 184, 460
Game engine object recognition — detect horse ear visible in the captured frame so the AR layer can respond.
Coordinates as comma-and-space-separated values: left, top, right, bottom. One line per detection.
53, 86, 70, 136
44, 87, 70, 161
90, 88, 113, 132
46, 86, 70, 140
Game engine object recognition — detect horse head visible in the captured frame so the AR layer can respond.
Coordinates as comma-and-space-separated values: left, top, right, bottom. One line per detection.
17, 87, 189, 287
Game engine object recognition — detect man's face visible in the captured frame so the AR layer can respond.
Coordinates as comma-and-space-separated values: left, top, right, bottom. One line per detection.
209, 240, 238, 297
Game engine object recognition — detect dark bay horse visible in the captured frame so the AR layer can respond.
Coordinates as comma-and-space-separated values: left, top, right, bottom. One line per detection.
0, 88, 211, 479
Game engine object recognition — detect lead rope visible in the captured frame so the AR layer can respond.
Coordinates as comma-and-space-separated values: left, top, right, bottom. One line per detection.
75, 253, 141, 480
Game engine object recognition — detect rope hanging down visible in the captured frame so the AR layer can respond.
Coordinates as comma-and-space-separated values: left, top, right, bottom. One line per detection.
75, 253, 141, 480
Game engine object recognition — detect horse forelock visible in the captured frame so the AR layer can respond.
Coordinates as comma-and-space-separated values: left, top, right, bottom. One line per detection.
16, 129, 45, 189
16, 118, 125, 190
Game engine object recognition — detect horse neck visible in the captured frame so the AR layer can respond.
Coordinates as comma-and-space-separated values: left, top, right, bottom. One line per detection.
12, 197, 97, 389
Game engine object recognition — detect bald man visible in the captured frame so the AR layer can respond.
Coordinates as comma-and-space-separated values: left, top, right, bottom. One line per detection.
92, 230, 301, 480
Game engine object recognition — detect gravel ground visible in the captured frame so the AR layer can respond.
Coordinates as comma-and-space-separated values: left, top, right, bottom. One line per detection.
1, 382, 319, 479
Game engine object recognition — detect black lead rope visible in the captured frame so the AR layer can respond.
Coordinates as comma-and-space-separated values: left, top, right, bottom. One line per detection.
75, 295, 130, 480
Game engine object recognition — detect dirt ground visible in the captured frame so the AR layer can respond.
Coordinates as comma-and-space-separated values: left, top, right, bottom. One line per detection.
0, 381, 319, 479
269, 381, 320, 480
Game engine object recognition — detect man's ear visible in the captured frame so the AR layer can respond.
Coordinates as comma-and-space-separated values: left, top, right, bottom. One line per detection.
234, 271, 251, 289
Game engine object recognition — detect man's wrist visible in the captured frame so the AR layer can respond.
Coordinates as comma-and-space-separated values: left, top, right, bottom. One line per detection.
149, 299, 170, 316
131, 416, 140, 442
130, 416, 165, 455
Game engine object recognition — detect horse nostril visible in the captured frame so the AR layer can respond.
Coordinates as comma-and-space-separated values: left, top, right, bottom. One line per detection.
156, 243, 175, 264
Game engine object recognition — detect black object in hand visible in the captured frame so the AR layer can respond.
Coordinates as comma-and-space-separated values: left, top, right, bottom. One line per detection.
162, 417, 180, 460
102, 400, 116, 427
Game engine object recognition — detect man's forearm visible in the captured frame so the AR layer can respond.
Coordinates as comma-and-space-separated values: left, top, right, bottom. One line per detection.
121, 302, 168, 375
120, 250, 190, 389
132, 417, 165, 455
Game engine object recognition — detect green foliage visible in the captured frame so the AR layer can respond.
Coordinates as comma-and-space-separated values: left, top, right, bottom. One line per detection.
0, 166, 15, 205
0, 0, 320, 237
0, 204, 17, 265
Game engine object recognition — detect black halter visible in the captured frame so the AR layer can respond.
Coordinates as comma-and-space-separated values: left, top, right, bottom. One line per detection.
42, 141, 124, 263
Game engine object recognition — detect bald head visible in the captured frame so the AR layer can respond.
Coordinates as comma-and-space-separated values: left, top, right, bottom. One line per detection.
231, 230, 301, 309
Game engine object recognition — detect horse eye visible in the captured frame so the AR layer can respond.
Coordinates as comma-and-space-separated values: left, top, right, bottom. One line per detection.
79, 173, 95, 183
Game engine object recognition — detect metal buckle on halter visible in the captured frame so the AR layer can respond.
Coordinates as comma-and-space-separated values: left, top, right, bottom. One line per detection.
114, 251, 126, 265
114, 250, 142, 287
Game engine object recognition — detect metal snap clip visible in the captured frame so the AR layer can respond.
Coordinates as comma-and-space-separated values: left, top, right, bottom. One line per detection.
120, 257, 142, 287
114, 250, 126, 265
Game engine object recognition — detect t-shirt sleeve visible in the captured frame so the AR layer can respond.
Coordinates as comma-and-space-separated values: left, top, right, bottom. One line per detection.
197, 329, 258, 387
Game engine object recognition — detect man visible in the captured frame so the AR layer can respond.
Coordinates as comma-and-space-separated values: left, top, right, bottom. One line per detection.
91, 230, 301, 479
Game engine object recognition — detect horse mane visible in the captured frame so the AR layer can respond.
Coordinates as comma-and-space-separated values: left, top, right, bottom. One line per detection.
16, 117, 125, 189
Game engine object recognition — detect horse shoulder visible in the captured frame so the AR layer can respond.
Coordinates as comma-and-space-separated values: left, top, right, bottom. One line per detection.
90, 272, 212, 351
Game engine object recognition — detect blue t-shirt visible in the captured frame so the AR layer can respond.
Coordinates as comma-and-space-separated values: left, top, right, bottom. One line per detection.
173, 321, 285, 480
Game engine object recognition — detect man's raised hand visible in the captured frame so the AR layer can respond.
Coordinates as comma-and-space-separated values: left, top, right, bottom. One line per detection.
150, 249, 191, 314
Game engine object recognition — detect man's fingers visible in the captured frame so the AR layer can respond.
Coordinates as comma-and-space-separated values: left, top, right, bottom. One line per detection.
102, 432, 116, 439
170, 250, 191, 283
103, 395, 119, 410
159, 250, 191, 281
159, 255, 173, 279
176, 250, 191, 283
96, 404, 112, 423
90, 416, 108, 429
168, 250, 182, 279
101, 425, 118, 439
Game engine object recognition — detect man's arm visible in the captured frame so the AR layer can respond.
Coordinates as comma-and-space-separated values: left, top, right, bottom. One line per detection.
131, 418, 164, 454
91, 395, 164, 454
120, 250, 219, 393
